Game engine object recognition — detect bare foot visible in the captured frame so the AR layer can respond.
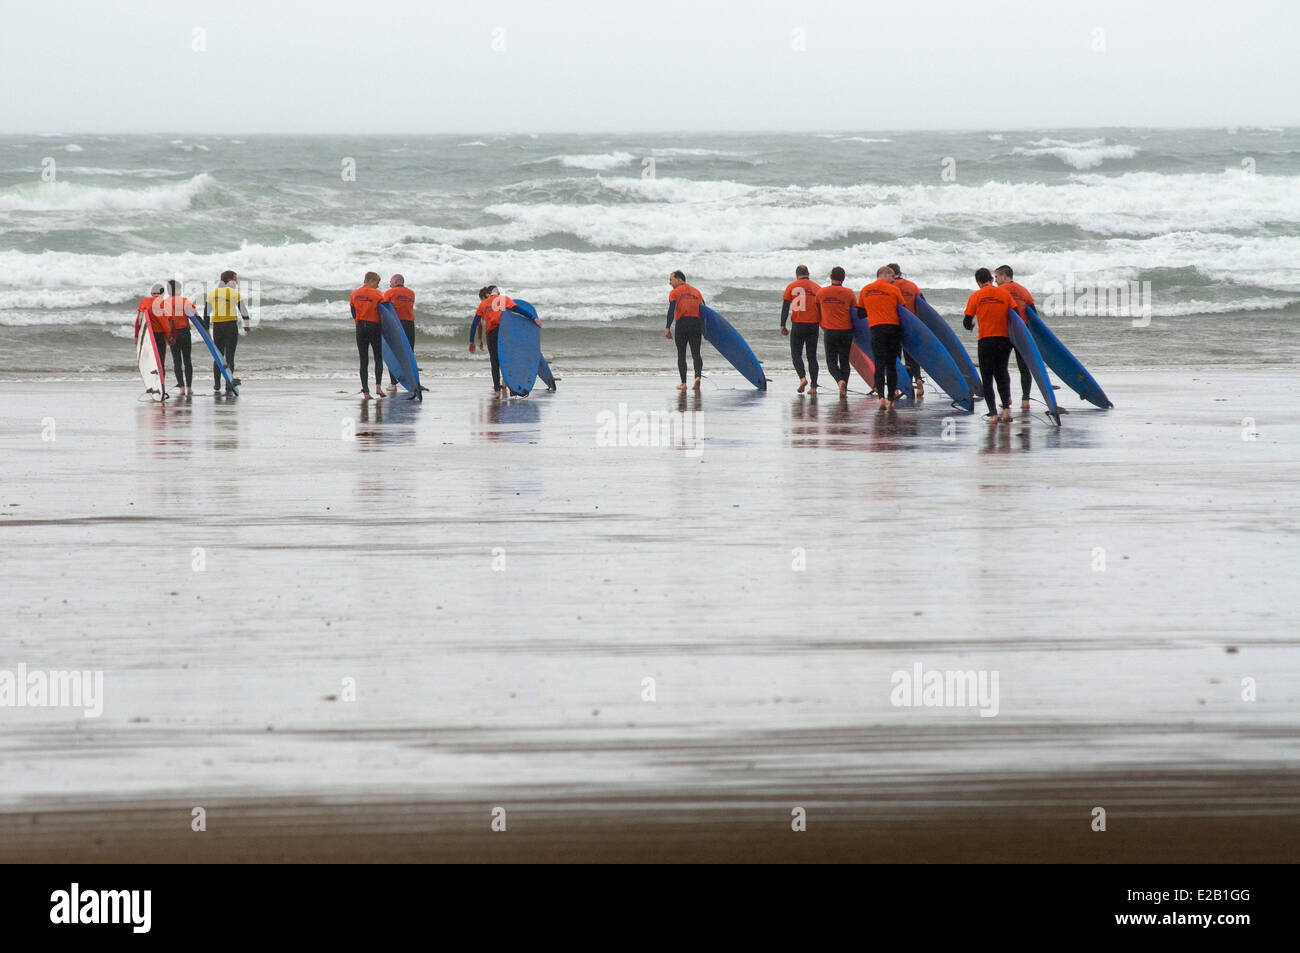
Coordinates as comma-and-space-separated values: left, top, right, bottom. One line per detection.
362, 392, 372, 401
1021, 399, 1031, 411
877, 398, 889, 411
1001, 407, 1013, 422
808, 385, 817, 394
692, 378, 701, 392
838, 380, 847, 398
916, 381, 925, 396
676, 382, 687, 391
797, 378, 807, 394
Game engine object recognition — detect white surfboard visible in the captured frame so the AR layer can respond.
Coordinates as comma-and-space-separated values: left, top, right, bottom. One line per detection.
135, 313, 166, 401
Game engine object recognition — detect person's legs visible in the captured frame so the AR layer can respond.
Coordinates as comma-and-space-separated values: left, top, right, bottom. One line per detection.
803, 325, 819, 388
687, 324, 703, 382
903, 348, 921, 392
391, 319, 415, 388
675, 325, 689, 383
1013, 347, 1032, 405
369, 331, 383, 393
978, 337, 999, 417
879, 325, 902, 401
213, 322, 237, 390
356, 323, 371, 393
153, 332, 169, 391
180, 330, 193, 388
790, 327, 807, 381
487, 328, 501, 391
995, 340, 1013, 412
170, 336, 185, 389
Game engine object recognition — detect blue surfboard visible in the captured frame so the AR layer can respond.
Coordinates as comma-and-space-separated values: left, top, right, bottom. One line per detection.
1008, 312, 1060, 425
699, 305, 766, 390
538, 355, 556, 391
850, 307, 913, 400
378, 302, 421, 400
1025, 305, 1112, 409
913, 297, 981, 394
507, 298, 554, 393
189, 314, 238, 395
898, 305, 973, 412
499, 300, 542, 396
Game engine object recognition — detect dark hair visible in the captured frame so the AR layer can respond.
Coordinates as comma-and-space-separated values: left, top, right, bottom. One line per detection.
829, 266, 845, 282
671, 270, 686, 282
994, 265, 1013, 279
220, 270, 236, 283
975, 268, 993, 285
795, 265, 809, 278
886, 263, 901, 276
166, 279, 181, 295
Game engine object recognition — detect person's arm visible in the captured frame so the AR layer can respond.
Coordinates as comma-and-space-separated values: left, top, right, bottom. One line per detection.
665, 301, 675, 329
350, 304, 357, 321
469, 314, 481, 351
504, 303, 540, 327
963, 310, 975, 331
238, 297, 250, 331
780, 299, 791, 330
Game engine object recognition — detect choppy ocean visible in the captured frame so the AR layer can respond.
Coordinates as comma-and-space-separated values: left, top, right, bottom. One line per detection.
1, 128, 1297, 381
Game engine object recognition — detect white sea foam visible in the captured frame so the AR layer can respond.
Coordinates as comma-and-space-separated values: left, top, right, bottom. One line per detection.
1012, 137, 1139, 169
63, 144, 84, 153
0, 173, 212, 212
536, 152, 636, 171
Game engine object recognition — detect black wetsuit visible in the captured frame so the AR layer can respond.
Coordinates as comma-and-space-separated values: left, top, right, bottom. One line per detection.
486, 327, 502, 391
1012, 347, 1033, 402
211, 322, 238, 391
170, 327, 193, 388
870, 324, 903, 399
822, 329, 852, 383
782, 300, 820, 385
978, 337, 1013, 416
355, 322, 383, 394
666, 302, 703, 383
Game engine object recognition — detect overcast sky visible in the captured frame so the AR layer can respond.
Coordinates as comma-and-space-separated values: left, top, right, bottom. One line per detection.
2, 0, 1295, 133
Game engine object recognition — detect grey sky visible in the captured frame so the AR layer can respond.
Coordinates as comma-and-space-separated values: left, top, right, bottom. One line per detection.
2, 0, 1295, 133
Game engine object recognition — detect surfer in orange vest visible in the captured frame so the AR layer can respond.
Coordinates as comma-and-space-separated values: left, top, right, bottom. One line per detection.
665, 270, 704, 392
156, 280, 199, 396
994, 265, 1035, 410
135, 282, 169, 394
781, 265, 822, 394
382, 275, 416, 394
964, 267, 1021, 422
816, 267, 856, 398
888, 263, 924, 397
349, 272, 386, 400
470, 285, 534, 397
858, 267, 908, 410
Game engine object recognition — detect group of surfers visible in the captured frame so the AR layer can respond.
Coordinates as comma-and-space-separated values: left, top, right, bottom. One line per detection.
134, 265, 1039, 418
667, 263, 1040, 421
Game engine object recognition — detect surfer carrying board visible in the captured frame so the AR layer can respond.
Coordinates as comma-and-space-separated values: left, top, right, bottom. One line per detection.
780, 265, 822, 394
470, 286, 534, 398
204, 271, 250, 395
383, 275, 416, 395
157, 280, 199, 397
887, 264, 925, 398
665, 270, 704, 392
816, 267, 857, 399
964, 268, 1020, 423
349, 272, 387, 400
858, 267, 909, 411
135, 283, 169, 395
994, 266, 1035, 411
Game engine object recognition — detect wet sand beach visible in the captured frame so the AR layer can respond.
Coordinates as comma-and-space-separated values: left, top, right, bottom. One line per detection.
1, 368, 1297, 862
